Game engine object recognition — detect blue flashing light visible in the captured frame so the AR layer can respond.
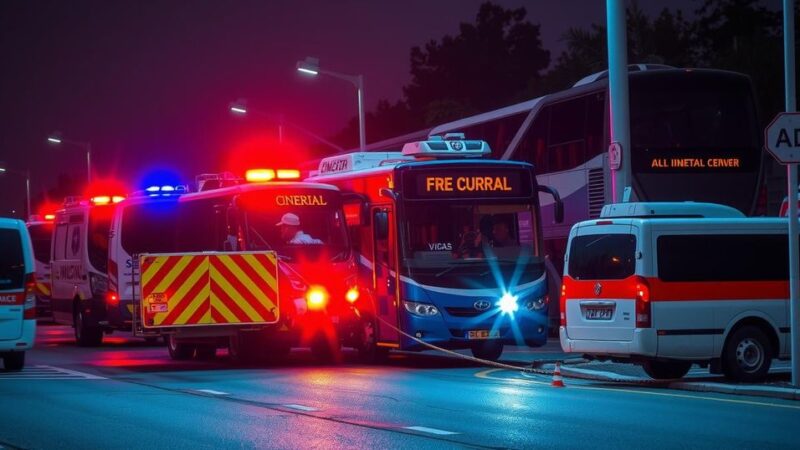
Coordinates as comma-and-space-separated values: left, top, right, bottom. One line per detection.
141, 184, 187, 197
145, 186, 160, 192
498, 292, 519, 315
161, 185, 175, 192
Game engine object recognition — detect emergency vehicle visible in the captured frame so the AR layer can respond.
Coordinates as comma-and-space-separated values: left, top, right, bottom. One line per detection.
560, 202, 792, 382
308, 135, 563, 361
135, 170, 360, 362
27, 214, 55, 317
0, 218, 37, 370
50, 193, 125, 346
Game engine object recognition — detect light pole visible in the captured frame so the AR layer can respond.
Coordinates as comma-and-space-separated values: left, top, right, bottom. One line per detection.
0, 165, 31, 220
228, 101, 344, 153
47, 133, 92, 183
296, 57, 366, 151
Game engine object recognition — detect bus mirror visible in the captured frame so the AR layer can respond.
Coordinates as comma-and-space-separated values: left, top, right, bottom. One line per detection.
537, 185, 564, 224
342, 193, 370, 226
374, 211, 389, 240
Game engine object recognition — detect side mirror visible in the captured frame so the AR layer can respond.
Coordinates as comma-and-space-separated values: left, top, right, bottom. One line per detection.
374, 211, 389, 240
342, 193, 370, 227
537, 185, 564, 224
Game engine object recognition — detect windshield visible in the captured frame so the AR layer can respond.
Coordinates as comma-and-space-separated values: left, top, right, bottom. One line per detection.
400, 201, 542, 289
0, 229, 24, 290
238, 189, 349, 262
121, 201, 181, 256
28, 223, 53, 264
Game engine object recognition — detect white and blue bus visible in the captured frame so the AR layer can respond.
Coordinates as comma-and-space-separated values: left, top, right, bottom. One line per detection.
308, 137, 563, 361
366, 66, 765, 326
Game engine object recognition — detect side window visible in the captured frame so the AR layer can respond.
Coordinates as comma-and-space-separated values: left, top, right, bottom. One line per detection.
517, 107, 549, 173
657, 234, 789, 281
548, 97, 587, 172
585, 91, 606, 160
67, 224, 82, 259
54, 224, 68, 260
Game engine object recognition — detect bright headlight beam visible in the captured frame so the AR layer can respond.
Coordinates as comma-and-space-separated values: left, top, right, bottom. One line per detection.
498, 293, 519, 314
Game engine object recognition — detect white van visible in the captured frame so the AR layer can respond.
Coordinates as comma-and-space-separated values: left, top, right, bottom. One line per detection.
0, 218, 37, 370
560, 202, 791, 382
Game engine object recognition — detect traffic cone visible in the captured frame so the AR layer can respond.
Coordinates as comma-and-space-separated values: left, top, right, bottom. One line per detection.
551, 361, 565, 388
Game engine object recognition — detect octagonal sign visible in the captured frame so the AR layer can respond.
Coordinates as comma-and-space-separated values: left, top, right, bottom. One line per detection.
765, 112, 800, 164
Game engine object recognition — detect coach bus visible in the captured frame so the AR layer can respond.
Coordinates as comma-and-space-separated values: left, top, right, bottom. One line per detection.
308, 136, 563, 361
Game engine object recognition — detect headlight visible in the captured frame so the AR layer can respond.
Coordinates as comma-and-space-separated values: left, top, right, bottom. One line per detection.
306, 285, 329, 310
497, 293, 519, 314
404, 301, 439, 317
90, 273, 109, 296
525, 296, 548, 311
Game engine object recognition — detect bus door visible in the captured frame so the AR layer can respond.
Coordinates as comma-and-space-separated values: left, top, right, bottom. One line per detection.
372, 207, 400, 343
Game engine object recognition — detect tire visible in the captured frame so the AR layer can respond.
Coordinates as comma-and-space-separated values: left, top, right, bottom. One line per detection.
471, 341, 504, 361
3, 352, 25, 371
74, 308, 103, 347
722, 325, 773, 383
642, 360, 692, 380
167, 335, 196, 360
194, 344, 217, 360
357, 318, 389, 363
228, 334, 262, 364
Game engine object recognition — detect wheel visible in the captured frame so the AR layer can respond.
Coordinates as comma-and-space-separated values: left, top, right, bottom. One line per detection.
722, 326, 773, 382
642, 360, 692, 380
194, 344, 217, 360
357, 318, 389, 363
74, 309, 103, 347
167, 335, 196, 360
3, 352, 25, 371
228, 334, 262, 364
470, 341, 504, 361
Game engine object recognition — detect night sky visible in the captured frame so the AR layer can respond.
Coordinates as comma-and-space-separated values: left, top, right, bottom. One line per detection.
1, 0, 707, 216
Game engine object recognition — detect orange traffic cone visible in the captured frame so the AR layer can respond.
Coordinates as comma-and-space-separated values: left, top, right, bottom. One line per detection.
551, 361, 565, 388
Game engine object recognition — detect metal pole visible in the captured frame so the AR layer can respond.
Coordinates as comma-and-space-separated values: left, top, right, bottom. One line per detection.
606, 0, 632, 203
783, 0, 799, 387
86, 143, 92, 184
357, 75, 366, 152
25, 170, 31, 220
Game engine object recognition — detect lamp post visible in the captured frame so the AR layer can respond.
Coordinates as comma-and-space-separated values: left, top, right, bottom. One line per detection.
47, 133, 92, 183
228, 101, 344, 153
296, 57, 366, 151
0, 165, 31, 220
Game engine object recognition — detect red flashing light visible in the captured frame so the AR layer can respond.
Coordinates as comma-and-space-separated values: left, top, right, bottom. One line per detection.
345, 287, 359, 303
90, 195, 125, 205
306, 285, 329, 310
559, 282, 567, 326
106, 291, 119, 306
44, 214, 56, 221
246, 169, 276, 182
276, 169, 301, 180
112, 195, 125, 203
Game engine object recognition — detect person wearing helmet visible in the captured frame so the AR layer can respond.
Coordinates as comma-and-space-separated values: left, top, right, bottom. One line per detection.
276, 213, 322, 244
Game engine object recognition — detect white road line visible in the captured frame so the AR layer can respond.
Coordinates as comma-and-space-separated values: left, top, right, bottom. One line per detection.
0, 365, 105, 380
404, 426, 460, 436
36, 365, 106, 380
283, 404, 319, 412
196, 389, 229, 395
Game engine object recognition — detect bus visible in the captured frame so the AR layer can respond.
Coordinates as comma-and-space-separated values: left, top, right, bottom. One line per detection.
368, 66, 764, 326
308, 136, 563, 361
127, 171, 361, 362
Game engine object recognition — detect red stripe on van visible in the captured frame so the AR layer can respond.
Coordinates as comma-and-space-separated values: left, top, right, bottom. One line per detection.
563, 276, 788, 301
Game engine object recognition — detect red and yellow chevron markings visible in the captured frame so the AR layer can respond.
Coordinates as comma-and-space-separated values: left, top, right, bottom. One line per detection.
140, 252, 278, 328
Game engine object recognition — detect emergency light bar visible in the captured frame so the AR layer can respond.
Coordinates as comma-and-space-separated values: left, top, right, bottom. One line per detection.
90, 195, 125, 205
401, 135, 490, 158
245, 168, 301, 182
144, 184, 188, 196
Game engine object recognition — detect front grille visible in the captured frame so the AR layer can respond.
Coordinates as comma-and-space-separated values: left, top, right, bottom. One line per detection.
588, 168, 605, 218
445, 307, 481, 317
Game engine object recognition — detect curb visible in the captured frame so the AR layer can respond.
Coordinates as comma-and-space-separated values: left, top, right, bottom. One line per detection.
668, 381, 800, 401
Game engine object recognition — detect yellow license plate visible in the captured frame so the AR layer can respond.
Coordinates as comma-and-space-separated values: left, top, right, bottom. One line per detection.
467, 330, 499, 339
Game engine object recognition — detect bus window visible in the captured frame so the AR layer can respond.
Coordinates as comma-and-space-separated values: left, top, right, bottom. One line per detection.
517, 107, 549, 173
460, 112, 526, 159
585, 91, 606, 160
547, 97, 586, 172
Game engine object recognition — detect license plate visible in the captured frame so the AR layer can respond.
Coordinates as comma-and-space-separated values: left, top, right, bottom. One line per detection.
149, 303, 168, 313
468, 330, 499, 339
148, 293, 167, 304
585, 308, 612, 320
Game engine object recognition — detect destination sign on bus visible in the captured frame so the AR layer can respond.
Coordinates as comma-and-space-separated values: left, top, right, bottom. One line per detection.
634, 149, 756, 173
403, 168, 531, 199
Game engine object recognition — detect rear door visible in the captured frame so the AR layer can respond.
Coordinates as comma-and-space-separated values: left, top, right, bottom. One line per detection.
0, 227, 25, 340
564, 224, 639, 341
372, 207, 400, 343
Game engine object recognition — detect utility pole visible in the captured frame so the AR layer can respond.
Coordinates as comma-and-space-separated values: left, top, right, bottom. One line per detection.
606, 0, 632, 203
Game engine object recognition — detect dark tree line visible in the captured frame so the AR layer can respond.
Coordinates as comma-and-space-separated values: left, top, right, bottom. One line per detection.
329, 0, 796, 151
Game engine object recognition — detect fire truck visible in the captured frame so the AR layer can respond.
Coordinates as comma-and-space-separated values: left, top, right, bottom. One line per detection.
50, 192, 126, 345
135, 170, 361, 362
308, 135, 563, 361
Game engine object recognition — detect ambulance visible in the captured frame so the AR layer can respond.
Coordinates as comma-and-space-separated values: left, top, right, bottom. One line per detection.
27, 214, 55, 317
560, 202, 791, 382
0, 218, 37, 370
135, 170, 360, 362
50, 193, 125, 346
308, 135, 563, 361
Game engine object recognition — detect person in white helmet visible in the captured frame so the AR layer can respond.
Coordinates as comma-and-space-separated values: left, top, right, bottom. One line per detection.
276, 213, 322, 244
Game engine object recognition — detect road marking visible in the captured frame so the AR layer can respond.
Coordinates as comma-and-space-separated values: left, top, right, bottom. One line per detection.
283, 404, 318, 412
196, 389, 229, 395
404, 426, 459, 435
474, 368, 800, 410
0, 365, 105, 380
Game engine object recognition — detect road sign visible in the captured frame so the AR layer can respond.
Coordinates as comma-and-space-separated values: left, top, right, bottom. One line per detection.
608, 141, 622, 170
765, 112, 800, 164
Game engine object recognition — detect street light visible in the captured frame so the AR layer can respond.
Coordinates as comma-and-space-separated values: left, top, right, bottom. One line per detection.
0, 163, 31, 220
228, 100, 344, 152
47, 132, 92, 183
296, 56, 366, 151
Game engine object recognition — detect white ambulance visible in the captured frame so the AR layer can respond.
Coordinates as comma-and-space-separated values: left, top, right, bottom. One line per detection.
51, 194, 125, 346
560, 202, 791, 382
0, 218, 37, 370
